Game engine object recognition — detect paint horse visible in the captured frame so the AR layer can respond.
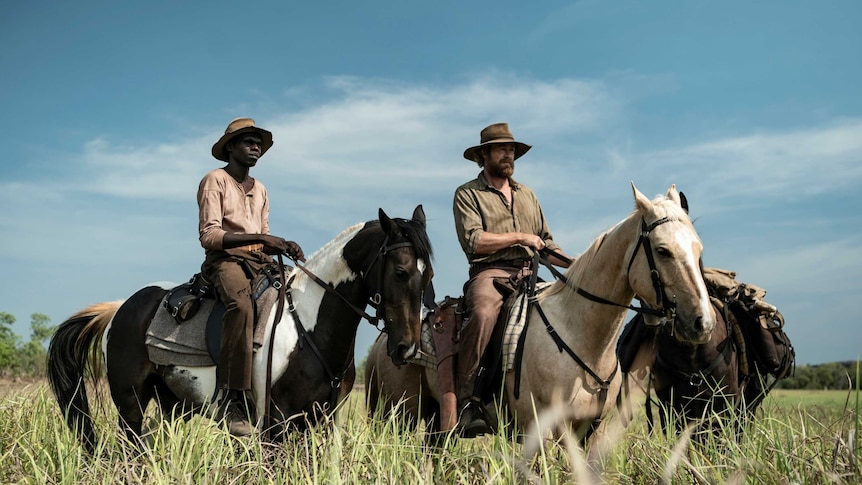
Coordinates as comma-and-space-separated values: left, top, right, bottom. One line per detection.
48, 206, 432, 452
366, 184, 715, 445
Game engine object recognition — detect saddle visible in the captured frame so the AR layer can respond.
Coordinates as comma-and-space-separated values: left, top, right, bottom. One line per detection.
145, 264, 288, 367
414, 273, 547, 428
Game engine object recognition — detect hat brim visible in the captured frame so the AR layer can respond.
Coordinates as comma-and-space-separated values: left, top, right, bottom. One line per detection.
463, 140, 531, 162
211, 126, 274, 162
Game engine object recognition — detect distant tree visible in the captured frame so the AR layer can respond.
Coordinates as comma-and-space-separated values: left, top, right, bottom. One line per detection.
0, 312, 21, 373
0, 312, 56, 376
16, 313, 56, 376
779, 362, 859, 390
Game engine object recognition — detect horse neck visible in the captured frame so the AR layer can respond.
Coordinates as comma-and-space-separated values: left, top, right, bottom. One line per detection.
289, 224, 369, 360
548, 213, 642, 355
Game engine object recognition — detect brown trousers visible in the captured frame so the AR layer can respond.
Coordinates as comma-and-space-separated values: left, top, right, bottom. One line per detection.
458, 266, 530, 399
202, 249, 273, 391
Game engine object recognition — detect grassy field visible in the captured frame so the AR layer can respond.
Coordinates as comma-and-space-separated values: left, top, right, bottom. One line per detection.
1, 380, 859, 484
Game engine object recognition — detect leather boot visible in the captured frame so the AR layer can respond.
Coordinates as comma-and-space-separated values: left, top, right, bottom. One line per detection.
221, 390, 253, 437
455, 373, 491, 438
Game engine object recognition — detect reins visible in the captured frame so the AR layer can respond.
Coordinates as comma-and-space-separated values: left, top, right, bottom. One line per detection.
512, 251, 617, 421
263, 253, 288, 439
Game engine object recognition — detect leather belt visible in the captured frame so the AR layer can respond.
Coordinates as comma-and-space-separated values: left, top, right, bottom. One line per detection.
238, 243, 264, 252
469, 258, 532, 276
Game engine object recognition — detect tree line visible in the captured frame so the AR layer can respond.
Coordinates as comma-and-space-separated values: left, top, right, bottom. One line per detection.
0, 312, 56, 377
776, 361, 860, 390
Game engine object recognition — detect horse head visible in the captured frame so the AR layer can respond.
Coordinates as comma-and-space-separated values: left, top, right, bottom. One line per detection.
371, 205, 433, 365
629, 183, 715, 344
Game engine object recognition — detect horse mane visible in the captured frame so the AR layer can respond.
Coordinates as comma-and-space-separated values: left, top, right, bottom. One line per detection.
363, 218, 434, 263
544, 192, 695, 298
391, 218, 434, 263
304, 222, 366, 262
543, 224, 614, 298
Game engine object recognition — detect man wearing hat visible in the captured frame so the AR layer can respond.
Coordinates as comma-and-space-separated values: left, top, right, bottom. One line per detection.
198, 118, 305, 436
453, 122, 573, 437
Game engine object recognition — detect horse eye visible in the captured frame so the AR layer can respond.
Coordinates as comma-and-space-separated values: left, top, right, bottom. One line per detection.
394, 268, 408, 280
656, 247, 672, 258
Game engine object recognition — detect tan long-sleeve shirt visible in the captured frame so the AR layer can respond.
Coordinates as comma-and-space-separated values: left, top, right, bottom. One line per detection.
198, 168, 270, 253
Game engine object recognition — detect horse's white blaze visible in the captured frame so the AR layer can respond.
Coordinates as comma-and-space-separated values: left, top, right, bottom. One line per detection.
672, 229, 712, 318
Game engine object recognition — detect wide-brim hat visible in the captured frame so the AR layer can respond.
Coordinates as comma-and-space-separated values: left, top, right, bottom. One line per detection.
463, 122, 531, 162
211, 117, 274, 162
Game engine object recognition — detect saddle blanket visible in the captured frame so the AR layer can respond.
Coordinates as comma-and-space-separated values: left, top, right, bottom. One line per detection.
144, 285, 278, 367
412, 282, 552, 371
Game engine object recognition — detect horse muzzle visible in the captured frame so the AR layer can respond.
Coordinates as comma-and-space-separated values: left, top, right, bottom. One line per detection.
388, 341, 418, 365
675, 314, 715, 345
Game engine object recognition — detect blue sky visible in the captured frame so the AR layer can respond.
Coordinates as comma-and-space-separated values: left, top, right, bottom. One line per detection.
2, 1, 860, 365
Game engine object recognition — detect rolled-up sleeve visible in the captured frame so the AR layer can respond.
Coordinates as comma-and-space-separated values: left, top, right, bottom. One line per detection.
453, 187, 484, 257
198, 174, 226, 250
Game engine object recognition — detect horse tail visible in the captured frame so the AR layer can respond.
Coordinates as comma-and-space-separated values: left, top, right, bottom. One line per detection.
47, 300, 123, 453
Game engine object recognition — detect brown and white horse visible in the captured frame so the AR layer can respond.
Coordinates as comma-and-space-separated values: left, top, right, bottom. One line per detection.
48, 206, 432, 452
366, 185, 714, 445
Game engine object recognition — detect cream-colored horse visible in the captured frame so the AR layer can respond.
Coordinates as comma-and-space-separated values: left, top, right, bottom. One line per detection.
366, 183, 715, 445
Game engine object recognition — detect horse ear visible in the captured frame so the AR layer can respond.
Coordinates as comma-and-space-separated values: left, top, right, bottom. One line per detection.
412, 204, 426, 227
379, 208, 393, 233
679, 191, 689, 214
666, 184, 681, 206
631, 181, 651, 212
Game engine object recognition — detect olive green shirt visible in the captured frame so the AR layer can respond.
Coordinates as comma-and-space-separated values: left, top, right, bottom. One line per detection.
453, 172, 561, 264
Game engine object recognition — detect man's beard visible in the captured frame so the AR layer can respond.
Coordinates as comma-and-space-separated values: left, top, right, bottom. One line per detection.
488, 159, 514, 179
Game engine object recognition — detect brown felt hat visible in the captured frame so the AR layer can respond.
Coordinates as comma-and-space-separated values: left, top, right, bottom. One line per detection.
211, 117, 274, 162
463, 122, 531, 162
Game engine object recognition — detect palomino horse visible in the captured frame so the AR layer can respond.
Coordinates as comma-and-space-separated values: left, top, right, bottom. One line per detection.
366, 184, 715, 443
48, 206, 432, 452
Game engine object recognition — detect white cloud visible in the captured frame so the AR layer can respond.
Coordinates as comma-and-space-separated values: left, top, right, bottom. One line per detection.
638, 119, 862, 208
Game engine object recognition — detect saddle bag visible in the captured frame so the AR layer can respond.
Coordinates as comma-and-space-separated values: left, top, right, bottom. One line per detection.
703, 267, 795, 380
164, 273, 213, 323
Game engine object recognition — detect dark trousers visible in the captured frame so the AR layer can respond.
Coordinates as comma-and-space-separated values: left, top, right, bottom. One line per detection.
202, 249, 272, 391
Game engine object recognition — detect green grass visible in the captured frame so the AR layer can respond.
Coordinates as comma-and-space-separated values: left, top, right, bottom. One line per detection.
2, 381, 860, 484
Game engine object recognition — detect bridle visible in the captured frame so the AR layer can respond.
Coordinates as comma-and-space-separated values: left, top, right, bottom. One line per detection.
291, 236, 417, 331
263, 233, 420, 436
565, 216, 681, 324
512, 216, 684, 416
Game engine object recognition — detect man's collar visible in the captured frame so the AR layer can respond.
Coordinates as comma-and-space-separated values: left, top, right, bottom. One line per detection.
477, 171, 519, 190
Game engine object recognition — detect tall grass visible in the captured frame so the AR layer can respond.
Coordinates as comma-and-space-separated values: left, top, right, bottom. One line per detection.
1, 382, 860, 484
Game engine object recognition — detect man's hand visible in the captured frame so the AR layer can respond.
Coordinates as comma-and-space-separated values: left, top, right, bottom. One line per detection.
262, 235, 306, 262
284, 240, 306, 262
519, 234, 546, 251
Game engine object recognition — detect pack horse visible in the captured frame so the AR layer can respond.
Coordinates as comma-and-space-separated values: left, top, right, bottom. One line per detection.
48, 206, 432, 451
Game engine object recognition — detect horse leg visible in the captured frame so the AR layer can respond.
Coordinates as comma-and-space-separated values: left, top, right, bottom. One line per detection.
105, 286, 166, 448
